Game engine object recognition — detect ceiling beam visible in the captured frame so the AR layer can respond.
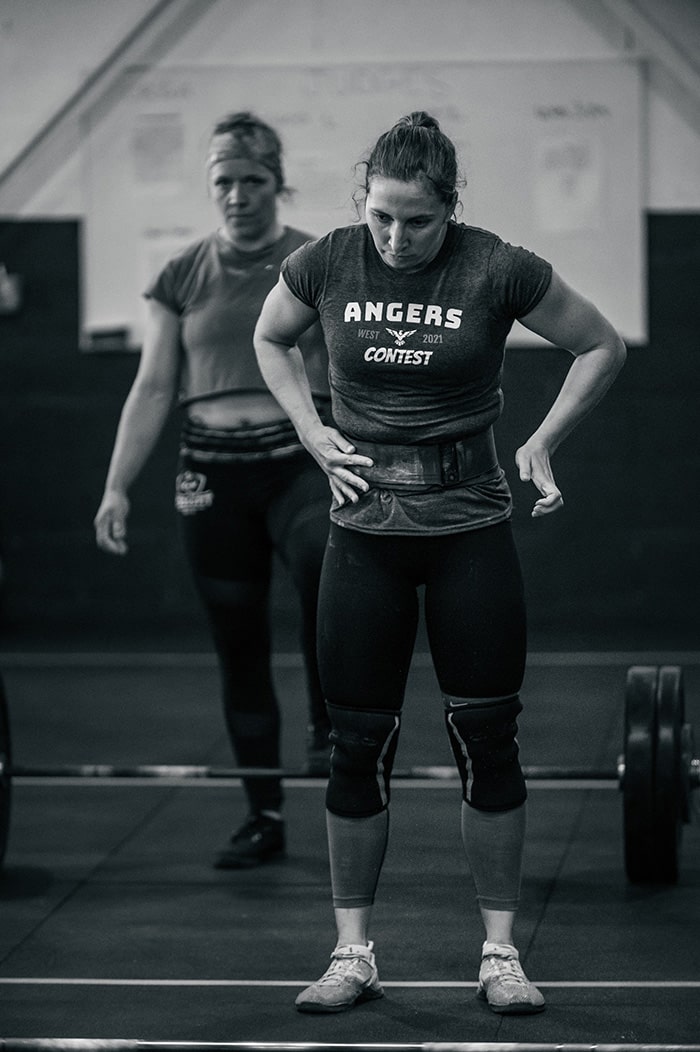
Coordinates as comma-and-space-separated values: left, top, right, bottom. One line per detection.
0, 0, 221, 213
570, 0, 700, 134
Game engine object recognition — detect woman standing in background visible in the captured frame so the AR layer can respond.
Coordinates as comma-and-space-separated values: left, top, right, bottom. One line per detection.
95, 112, 332, 869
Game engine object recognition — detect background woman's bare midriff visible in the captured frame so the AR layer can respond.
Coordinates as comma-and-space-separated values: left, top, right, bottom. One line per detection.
187, 390, 289, 429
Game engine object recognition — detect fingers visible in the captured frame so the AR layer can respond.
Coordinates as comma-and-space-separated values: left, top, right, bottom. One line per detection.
527, 474, 563, 516
527, 474, 564, 517
316, 428, 374, 505
95, 520, 128, 555
329, 476, 357, 507
323, 429, 374, 469
515, 444, 564, 518
531, 488, 564, 517
94, 503, 129, 555
328, 466, 371, 506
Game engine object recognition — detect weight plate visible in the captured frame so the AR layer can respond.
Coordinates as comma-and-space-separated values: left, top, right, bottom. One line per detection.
681, 722, 695, 823
0, 671, 11, 868
623, 665, 657, 883
653, 665, 685, 883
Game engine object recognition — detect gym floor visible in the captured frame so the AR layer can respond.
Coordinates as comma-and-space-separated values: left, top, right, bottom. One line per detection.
1, 624, 699, 1047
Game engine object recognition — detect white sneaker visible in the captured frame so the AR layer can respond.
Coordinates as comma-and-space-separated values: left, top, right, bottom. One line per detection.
295, 941, 384, 1013
478, 941, 545, 1014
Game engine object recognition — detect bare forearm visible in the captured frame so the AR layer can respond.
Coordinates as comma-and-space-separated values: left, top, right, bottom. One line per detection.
256, 340, 324, 445
530, 341, 626, 453
103, 387, 173, 494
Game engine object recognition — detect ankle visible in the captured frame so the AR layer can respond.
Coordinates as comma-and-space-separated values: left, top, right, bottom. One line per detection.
334, 941, 374, 958
482, 941, 518, 958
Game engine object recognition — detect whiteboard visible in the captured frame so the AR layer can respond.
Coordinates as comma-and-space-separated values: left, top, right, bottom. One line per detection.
80, 59, 645, 348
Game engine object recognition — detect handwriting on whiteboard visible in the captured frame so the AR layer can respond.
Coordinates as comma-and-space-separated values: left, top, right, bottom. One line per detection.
535, 102, 611, 120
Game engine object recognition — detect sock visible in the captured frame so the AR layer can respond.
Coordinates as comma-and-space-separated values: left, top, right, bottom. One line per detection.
461, 800, 526, 911
327, 809, 389, 908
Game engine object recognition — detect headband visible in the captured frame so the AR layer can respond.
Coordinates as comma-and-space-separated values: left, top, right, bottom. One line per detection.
206, 130, 284, 189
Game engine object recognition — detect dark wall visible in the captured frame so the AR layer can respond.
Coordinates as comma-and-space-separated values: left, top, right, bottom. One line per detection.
0, 220, 200, 641
499, 214, 700, 646
0, 215, 698, 648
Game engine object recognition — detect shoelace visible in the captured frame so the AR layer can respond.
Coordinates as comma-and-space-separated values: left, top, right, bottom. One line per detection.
317, 954, 369, 987
483, 955, 529, 988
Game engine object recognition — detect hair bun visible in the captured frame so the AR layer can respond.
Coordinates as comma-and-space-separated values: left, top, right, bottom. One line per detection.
399, 111, 441, 132
362, 109, 463, 212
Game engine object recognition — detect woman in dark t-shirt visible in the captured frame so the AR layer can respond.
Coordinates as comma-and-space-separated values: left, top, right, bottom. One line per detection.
95, 112, 333, 869
255, 111, 626, 1016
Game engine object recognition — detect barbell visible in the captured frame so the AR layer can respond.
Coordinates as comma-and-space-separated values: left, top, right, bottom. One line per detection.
2, 1042, 700, 1052
0, 665, 697, 884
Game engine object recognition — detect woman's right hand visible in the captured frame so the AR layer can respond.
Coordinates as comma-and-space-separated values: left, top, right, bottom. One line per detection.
305, 424, 374, 506
94, 491, 131, 555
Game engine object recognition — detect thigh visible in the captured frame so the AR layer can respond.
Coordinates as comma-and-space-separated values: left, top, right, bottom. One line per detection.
266, 454, 331, 587
266, 453, 331, 543
424, 521, 527, 699
317, 524, 420, 711
176, 458, 272, 583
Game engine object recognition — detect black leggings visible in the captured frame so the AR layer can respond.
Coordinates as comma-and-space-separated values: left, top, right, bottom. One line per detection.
318, 519, 526, 717
177, 448, 331, 813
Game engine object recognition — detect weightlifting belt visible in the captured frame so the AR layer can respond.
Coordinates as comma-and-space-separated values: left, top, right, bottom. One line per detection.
351, 427, 498, 489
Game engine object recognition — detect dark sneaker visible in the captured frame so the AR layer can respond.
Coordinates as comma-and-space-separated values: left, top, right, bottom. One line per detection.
296, 941, 384, 1013
214, 813, 285, 869
477, 941, 545, 1014
305, 723, 332, 776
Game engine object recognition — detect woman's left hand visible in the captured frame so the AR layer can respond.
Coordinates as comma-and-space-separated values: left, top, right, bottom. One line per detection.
515, 441, 564, 517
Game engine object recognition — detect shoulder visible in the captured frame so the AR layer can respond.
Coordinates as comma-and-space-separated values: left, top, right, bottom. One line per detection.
290, 224, 364, 254
447, 222, 503, 260
171, 233, 215, 263
160, 234, 216, 277
465, 227, 552, 314
451, 223, 551, 277
144, 234, 217, 308
281, 227, 363, 308
327, 224, 369, 252
468, 226, 551, 276
448, 222, 546, 259
283, 224, 363, 271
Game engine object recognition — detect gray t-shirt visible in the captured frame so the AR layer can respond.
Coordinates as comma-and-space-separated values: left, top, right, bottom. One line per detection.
145, 227, 329, 406
281, 221, 552, 535
282, 221, 552, 444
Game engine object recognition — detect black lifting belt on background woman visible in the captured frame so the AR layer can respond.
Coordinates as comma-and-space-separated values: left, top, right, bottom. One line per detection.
350, 427, 499, 489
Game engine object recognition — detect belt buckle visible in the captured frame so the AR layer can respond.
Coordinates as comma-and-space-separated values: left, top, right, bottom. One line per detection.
439, 441, 460, 485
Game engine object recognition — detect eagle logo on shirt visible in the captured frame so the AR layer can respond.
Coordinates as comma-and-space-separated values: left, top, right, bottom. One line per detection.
386, 328, 416, 347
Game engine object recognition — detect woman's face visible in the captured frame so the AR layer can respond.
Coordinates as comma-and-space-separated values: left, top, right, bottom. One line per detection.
365, 176, 451, 271
208, 157, 279, 247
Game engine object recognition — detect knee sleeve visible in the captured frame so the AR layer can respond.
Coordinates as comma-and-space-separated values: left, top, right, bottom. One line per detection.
443, 693, 527, 812
326, 704, 401, 818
